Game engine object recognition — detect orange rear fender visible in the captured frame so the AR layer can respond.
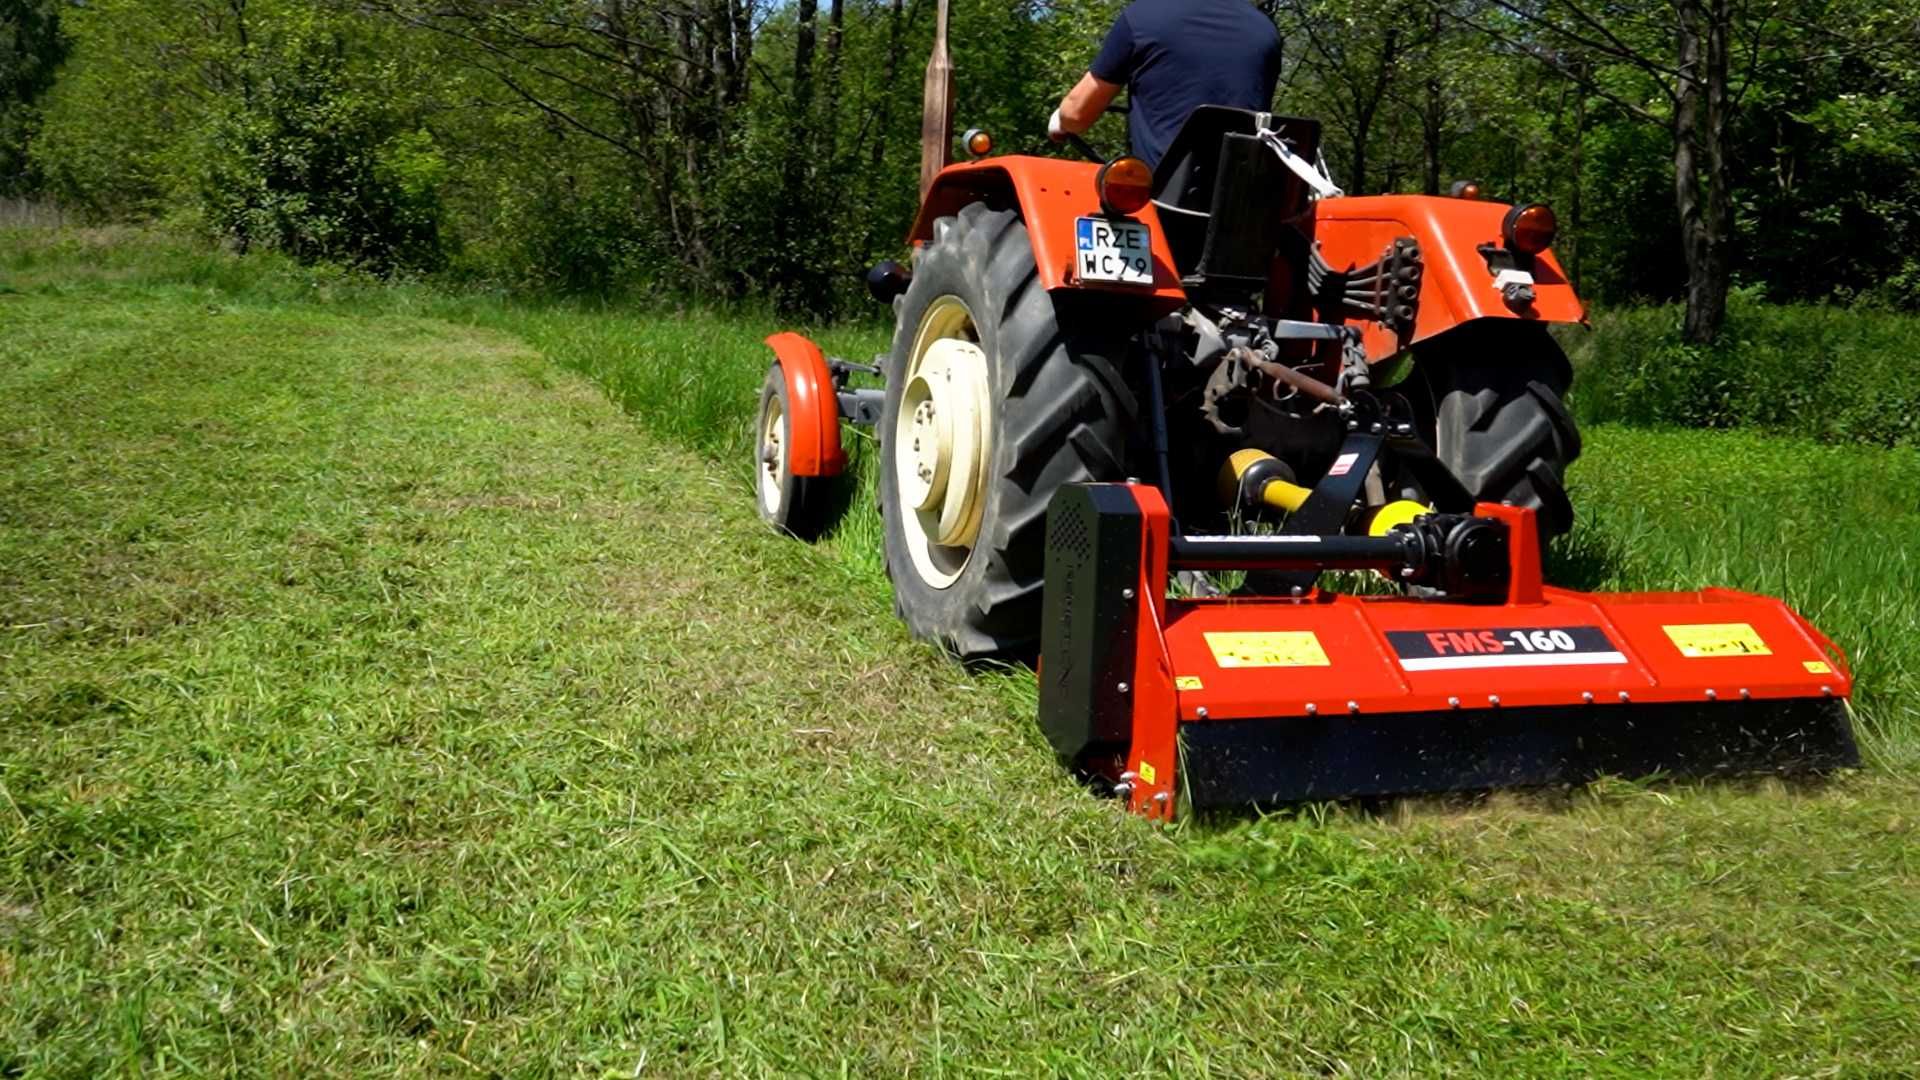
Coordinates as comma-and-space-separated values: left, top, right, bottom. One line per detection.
1311, 195, 1586, 362
908, 157, 1189, 307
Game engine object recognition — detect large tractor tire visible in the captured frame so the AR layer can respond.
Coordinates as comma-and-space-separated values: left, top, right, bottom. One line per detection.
1408, 321, 1582, 537
878, 203, 1134, 659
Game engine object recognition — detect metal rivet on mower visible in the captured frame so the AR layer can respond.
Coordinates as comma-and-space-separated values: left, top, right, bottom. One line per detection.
1823, 685, 1834, 696
1119, 771, 1138, 782
1121, 587, 1135, 600
1488, 695, 1501, 707
1306, 703, 1318, 715
1117, 682, 1130, 694
1582, 691, 1596, 703
1153, 791, 1170, 804
1706, 688, 1718, 700
1447, 696, 1461, 709
1740, 688, 1752, 700
1113, 782, 1134, 798
1290, 586, 1305, 597
1196, 706, 1209, 719
1347, 700, 1360, 714
1619, 691, 1631, 703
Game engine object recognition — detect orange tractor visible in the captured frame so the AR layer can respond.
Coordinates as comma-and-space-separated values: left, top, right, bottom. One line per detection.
752, 4, 1856, 815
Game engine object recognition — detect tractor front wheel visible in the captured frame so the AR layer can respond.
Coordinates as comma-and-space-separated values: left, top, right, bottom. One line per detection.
877, 203, 1133, 659
753, 364, 834, 539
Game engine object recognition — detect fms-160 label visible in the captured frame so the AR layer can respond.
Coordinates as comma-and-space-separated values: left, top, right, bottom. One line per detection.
1386, 626, 1627, 671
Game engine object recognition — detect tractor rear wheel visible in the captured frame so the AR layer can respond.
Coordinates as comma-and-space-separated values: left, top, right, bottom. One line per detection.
1408, 321, 1582, 537
878, 203, 1133, 659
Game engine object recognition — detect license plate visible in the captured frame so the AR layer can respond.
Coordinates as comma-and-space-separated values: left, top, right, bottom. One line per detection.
1075, 217, 1153, 287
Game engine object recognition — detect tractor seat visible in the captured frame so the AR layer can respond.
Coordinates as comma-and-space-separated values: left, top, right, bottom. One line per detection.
1151, 106, 1322, 293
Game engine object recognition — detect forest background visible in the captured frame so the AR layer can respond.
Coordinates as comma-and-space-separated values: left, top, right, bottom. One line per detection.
4, 0, 1920, 343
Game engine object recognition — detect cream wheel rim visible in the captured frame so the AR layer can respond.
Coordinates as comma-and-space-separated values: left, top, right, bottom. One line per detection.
759, 391, 786, 517
895, 296, 992, 590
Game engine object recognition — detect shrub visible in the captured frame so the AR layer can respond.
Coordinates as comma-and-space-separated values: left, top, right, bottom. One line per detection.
1562, 293, 1920, 447
199, 34, 444, 274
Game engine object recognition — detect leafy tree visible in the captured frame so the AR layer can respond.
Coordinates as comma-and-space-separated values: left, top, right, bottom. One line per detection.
0, 0, 68, 196
32, 0, 444, 270
202, 30, 445, 271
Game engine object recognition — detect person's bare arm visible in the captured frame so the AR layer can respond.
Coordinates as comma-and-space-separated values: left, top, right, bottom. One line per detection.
1049, 72, 1123, 140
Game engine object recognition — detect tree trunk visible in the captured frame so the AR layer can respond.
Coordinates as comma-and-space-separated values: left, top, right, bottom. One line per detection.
1699, 0, 1732, 342
1569, 76, 1587, 294
1673, 0, 1729, 345
791, 0, 818, 121
774, 0, 821, 310
725, 0, 754, 106
871, 0, 906, 170
1673, 0, 1707, 343
823, 0, 845, 125
1420, 7, 1442, 195
1347, 26, 1398, 196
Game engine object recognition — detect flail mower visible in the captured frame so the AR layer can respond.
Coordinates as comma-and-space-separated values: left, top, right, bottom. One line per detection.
750, 1, 1857, 818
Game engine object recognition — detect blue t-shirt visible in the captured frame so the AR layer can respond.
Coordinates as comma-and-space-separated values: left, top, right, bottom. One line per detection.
1089, 0, 1284, 169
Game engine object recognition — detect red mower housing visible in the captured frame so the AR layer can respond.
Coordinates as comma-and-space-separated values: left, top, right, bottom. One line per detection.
1038, 484, 1858, 819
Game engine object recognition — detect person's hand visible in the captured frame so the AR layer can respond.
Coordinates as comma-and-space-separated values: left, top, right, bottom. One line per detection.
1048, 108, 1069, 142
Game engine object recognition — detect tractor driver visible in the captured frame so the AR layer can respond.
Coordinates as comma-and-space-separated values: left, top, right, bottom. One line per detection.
1049, 0, 1284, 170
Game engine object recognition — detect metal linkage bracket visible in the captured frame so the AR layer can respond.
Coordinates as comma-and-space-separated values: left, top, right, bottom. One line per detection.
1307, 239, 1423, 341
829, 355, 886, 428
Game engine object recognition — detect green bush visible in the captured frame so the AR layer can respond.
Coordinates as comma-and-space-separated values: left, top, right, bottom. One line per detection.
1563, 293, 1920, 447
200, 38, 444, 274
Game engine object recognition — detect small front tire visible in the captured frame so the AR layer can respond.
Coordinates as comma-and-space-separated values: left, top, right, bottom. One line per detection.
754, 364, 834, 539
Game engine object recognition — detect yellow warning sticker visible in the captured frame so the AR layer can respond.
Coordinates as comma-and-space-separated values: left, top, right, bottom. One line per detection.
1804, 660, 1833, 675
1175, 675, 1205, 691
1139, 761, 1157, 785
1663, 623, 1772, 658
1204, 631, 1331, 669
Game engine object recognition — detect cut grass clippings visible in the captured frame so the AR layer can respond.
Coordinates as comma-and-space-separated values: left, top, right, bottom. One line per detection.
2, 230, 1918, 1074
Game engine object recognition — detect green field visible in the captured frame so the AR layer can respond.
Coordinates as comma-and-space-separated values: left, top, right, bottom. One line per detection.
4, 233, 1919, 1075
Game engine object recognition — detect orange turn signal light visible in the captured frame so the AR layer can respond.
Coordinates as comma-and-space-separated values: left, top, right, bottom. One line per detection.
962, 128, 994, 158
1503, 202, 1558, 254
1096, 156, 1153, 216
1449, 179, 1483, 200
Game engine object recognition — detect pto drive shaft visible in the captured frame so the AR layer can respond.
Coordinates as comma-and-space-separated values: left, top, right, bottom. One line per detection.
1170, 515, 1511, 600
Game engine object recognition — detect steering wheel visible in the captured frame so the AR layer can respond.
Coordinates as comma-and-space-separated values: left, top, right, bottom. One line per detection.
1063, 133, 1109, 164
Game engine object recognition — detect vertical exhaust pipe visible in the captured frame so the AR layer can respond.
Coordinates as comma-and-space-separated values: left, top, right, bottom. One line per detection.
920, 0, 954, 201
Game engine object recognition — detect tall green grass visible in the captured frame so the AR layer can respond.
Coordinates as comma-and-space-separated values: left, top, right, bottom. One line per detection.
1555, 428, 1919, 761
1564, 294, 1920, 446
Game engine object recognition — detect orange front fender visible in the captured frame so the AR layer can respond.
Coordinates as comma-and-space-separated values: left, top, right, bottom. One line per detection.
765, 332, 846, 478
1311, 196, 1586, 362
